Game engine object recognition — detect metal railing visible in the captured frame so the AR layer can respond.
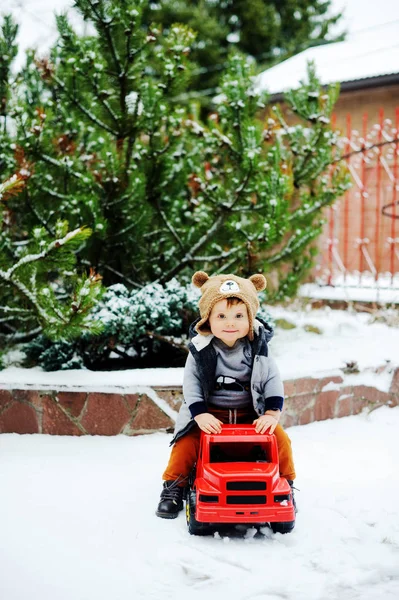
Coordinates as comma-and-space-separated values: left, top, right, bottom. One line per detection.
316, 108, 399, 291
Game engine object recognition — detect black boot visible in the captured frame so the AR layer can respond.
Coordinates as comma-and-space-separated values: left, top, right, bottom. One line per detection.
287, 479, 298, 514
156, 480, 185, 519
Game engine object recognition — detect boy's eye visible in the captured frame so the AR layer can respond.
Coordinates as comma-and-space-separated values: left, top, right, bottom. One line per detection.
236, 313, 244, 318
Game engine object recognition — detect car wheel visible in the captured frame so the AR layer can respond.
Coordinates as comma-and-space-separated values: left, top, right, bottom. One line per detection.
270, 520, 295, 534
186, 489, 213, 536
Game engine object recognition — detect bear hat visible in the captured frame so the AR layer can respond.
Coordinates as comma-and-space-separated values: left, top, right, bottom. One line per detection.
192, 271, 267, 341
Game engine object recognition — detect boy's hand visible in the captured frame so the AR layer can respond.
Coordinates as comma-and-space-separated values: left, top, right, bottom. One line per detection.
253, 414, 278, 434
194, 413, 223, 434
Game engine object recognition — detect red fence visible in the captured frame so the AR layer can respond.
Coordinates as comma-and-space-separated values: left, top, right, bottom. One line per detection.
315, 108, 399, 289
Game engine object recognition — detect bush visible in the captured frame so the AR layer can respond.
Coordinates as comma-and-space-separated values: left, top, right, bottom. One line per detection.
24, 279, 200, 371
23, 279, 275, 371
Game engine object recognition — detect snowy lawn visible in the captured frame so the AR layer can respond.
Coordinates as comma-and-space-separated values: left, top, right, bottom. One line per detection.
1, 307, 397, 391
1, 406, 398, 600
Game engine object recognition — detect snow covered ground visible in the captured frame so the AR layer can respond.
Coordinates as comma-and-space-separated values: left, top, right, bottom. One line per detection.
0, 406, 398, 600
1, 306, 397, 392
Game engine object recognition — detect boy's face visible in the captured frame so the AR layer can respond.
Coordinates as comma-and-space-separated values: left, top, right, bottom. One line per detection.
208, 299, 250, 347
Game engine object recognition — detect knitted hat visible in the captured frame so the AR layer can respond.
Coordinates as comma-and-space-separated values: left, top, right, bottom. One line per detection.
192, 271, 267, 341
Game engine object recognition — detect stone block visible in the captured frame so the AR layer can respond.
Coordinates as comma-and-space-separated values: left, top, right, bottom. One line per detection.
389, 368, 399, 394
337, 395, 353, 418
285, 393, 316, 413
124, 394, 140, 412
56, 392, 87, 418
13, 389, 42, 408
81, 393, 131, 435
388, 391, 399, 407
0, 389, 14, 411
129, 395, 174, 432
352, 397, 367, 415
0, 402, 39, 434
298, 407, 314, 425
314, 390, 340, 421
352, 385, 390, 405
154, 388, 184, 412
283, 381, 296, 397
295, 378, 318, 395
316, 375, 344, 392
42, 395, 83, 436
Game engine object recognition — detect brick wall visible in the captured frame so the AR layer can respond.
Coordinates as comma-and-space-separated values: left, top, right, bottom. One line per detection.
332, 84, 399, 134
1, 367, 398, 436
264, 85, 399, 280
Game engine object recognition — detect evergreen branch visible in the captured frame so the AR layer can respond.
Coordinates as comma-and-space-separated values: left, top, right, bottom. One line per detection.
124, 134, 136, 176
90, 77, 120, 126
189, 214, 225, 256
84, 0, 123, 77
0, 327, 42, 343
0, 274, 59, 324
36, 152, 85, 181
235, 106, 244, 156
288, 191, 343, 222
0, 306, 31, 314
154, 142, 171, 157
294, 127, 323, 187
212, 128, 241, 159
125, 41, 147, 66
25, 189, 55, 236
333, 137, 399, 163
232, 166, 253, 203
107, 220, 137, 238
158, 164, 253, 282
218, 255, 241, 273
267, 228, 320, 264
52, 74, 119, 136
3, 227, 89, 280
156, 213, 225, 282
193, 246, 242, 262
146, 330, 189, 353
38, 185, 70, 200
157, 206, 185, 251
107, 193, 130, 208
123, 24, 148, 69
80, 259, 142, 288
0, 314, 33, 324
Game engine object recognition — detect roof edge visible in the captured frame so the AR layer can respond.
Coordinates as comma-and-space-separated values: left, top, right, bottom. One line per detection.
267, 73, 399, 103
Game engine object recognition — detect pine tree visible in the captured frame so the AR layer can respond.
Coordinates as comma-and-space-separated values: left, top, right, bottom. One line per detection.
1, 2, 198, 289
0, 0, 351, 341
142, 0, 344, 107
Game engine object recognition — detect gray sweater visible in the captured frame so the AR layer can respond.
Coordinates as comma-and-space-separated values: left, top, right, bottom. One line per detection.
184, 337, 253, 409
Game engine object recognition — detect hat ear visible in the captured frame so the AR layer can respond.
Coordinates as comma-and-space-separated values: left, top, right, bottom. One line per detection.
192, 271, 210, 288
249, 274, 267, 292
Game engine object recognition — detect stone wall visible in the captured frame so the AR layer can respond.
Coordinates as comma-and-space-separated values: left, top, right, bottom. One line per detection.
1, 366, 398, 436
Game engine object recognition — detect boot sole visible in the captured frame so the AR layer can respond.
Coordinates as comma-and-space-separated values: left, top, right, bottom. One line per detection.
155, 510, 180, 519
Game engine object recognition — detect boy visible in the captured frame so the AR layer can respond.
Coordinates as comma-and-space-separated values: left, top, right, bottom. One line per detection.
156, 271, 296, 518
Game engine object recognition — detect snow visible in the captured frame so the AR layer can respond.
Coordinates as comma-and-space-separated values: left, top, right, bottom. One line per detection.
0, 306, 397, 393
0, 405, 398, 600
299, 272, 399, 304
256, 16, 399, 95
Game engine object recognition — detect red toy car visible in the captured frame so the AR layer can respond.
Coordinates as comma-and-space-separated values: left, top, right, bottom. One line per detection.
185, 424, 296, 535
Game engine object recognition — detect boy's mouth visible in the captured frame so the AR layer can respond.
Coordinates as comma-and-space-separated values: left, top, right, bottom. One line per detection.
223, 330, 238, 333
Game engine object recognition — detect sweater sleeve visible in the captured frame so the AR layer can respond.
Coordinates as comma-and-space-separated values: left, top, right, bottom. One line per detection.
263, 355, 285, 412
183, 352, 208, 418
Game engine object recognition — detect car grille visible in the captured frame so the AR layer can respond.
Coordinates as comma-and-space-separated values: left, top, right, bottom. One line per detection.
226, 481, 266, 491
226, 495, 267, 504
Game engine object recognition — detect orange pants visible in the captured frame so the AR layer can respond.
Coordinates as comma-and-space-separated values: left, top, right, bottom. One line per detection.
162, 406, 296, 484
